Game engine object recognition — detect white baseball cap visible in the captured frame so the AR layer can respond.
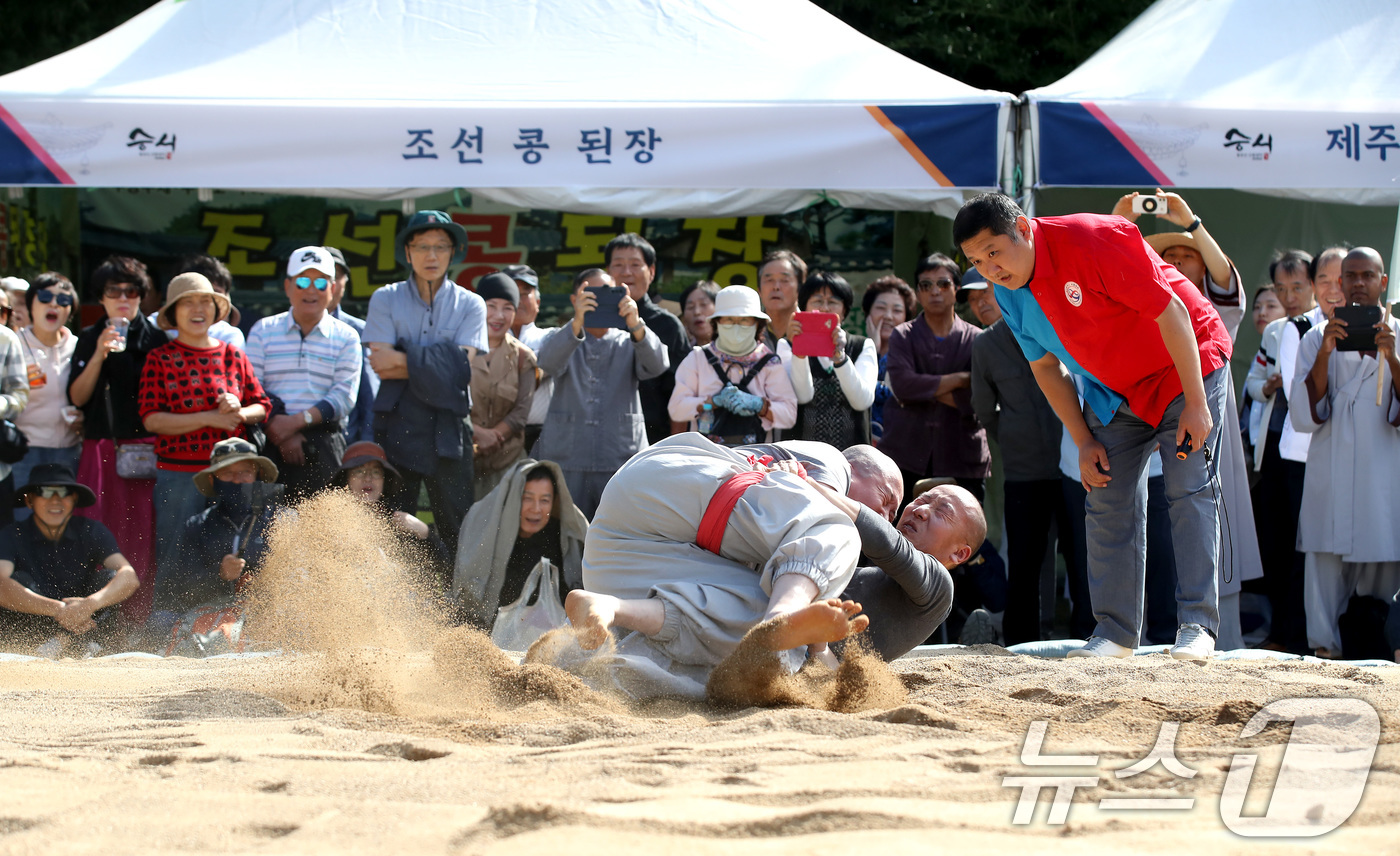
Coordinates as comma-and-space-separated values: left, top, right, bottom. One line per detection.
286, 246, 336, 278
0, 277, 29, 293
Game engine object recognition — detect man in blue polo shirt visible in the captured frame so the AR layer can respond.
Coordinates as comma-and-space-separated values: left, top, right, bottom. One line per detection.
363, 211, 488, 567
955, 193, 1233, 661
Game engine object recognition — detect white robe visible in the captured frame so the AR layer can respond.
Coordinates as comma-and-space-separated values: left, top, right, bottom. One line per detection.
1289, 320, 1400, 561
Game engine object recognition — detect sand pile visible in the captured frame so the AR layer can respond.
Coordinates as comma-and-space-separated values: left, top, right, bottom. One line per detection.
238, 492, 623, 721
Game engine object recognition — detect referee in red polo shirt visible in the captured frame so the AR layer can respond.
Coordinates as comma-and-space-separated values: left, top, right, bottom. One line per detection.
955, 193, 1233, 661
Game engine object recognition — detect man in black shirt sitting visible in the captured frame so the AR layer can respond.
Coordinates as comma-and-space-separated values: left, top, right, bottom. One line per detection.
0, 464, 138, 655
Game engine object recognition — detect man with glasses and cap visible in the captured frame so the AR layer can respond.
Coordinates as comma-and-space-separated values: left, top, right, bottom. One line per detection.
246, 247, 362, 500
0, 463, 139, 654
362, 211, 488, 566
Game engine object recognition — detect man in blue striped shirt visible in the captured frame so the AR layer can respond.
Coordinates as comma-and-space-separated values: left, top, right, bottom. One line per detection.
247, 246, 363, 499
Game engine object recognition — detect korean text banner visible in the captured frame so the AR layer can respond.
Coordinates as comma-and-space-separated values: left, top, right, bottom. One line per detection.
0, 102, 1002, 194
1035, 102, 1400, 190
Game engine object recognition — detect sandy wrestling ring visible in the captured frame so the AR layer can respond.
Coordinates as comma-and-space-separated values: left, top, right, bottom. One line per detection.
0, 495, 1396, 854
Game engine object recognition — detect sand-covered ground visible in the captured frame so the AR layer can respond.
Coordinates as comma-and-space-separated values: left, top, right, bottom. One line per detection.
0, 643, 1396, 855
3, 493, 1394, 854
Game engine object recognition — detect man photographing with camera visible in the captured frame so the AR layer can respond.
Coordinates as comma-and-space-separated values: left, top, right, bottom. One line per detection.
531, 269, 667, 519
955, 193, 1233, 661
1288, 247, 1400, 660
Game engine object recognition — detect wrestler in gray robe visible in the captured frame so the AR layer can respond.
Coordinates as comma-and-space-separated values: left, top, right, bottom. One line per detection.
1289, 319, 1400, 653
580, 433, 860, 698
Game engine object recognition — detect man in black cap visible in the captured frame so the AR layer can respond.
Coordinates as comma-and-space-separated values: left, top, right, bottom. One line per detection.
0, 463, 139, 653
604, 233, 689, 444
502, 264, 553, 454
362, 211, 488, 560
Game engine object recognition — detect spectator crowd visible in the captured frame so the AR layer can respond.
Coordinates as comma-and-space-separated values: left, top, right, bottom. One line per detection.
0, 194, 1396, 664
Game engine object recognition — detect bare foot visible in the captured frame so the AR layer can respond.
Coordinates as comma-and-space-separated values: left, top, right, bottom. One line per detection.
564, 590, 619, 650
756, 599, 869, 652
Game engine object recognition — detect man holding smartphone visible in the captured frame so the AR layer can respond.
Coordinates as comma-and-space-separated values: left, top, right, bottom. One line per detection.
531, 269, 667, 518
1289, 247, 1400, 659
955, 193, 1233, 661
605, 234, 688, 445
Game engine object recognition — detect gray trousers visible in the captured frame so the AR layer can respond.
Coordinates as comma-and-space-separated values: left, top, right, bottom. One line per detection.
1082, 367, 1228, 648
1304, 553, 1400, 653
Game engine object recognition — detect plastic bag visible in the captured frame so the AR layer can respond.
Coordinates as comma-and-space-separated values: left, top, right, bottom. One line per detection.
491, 557, 569, 652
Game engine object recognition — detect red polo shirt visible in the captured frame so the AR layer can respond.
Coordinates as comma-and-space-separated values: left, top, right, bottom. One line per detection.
1027, 214, 1232, 428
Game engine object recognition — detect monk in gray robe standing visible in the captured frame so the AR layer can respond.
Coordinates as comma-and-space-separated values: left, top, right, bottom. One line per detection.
1289, 247, 1400, 658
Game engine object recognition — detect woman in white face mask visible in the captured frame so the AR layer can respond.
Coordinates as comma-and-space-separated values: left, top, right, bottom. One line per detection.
666, 285, 797, 446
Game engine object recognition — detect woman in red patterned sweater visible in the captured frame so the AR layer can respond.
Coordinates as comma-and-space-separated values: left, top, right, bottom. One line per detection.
138, 273, 269, 570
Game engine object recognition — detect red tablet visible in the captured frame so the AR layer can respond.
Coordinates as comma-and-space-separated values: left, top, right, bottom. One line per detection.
791, 311, 839, 358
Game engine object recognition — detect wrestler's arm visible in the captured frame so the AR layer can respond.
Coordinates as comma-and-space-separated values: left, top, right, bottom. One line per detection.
853, 506, 952, 609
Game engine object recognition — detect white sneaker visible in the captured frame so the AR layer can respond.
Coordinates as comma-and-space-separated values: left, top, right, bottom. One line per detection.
1170, 624, 1215, 661
1066, 636, 1134, 658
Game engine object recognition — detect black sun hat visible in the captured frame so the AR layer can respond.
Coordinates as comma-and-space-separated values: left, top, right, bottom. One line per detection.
15, 463, 96, 508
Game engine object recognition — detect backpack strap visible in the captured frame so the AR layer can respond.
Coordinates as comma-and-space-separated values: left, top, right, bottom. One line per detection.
701, 347, 731, 388
734, 352, 777, 392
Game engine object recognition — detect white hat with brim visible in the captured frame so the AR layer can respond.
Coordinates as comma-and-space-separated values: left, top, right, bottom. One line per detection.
710, 285, 770, 321
157, 272, 232, 331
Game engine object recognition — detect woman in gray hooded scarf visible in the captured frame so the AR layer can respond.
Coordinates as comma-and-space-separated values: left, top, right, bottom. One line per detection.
452, 458, 587, 630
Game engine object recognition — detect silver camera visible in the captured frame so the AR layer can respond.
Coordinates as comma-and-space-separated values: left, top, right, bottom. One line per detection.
1132, 194, 1167, 215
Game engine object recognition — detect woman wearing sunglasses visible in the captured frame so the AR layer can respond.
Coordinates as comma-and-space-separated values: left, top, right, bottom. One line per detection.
12, 272, 83, 517
66, 256, 164, 624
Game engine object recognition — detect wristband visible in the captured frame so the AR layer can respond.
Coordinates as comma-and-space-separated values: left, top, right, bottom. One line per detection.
1185, 216, 1202, 233
627, 322, 646, 335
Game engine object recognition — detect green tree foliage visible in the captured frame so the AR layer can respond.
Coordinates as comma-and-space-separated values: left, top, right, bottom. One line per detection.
0, 0, 159, 77
1, 0, 1153, 93
810, 0, 1156, 94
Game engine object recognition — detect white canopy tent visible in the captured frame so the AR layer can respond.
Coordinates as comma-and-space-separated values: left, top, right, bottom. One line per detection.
1026, 0, 1400, 302
1025, 0, 1400, 205
0, 0, 1015, 217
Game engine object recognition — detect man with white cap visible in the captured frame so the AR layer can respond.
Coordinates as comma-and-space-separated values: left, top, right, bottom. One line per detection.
246, 247, 362, 499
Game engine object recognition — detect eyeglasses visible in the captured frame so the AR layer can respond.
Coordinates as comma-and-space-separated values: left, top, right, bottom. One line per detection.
294, 276, 330, 291
37, 486, 72, 499
407, 243, 454, 257
916, 278, 956, 292
103, 284, 142, 299
35, 290, 75, 307
0, 306, 11, 319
